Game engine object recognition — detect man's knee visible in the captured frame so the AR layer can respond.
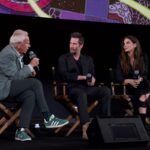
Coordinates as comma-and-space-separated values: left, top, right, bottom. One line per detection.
19, 90, 35, 105
29, 78, 42, 88
23, 90, 35, 99
70, 88, 87, 99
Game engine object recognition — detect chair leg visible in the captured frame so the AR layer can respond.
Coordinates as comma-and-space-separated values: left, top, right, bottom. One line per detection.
66, 119, 80, 136
0, 117, 7, 126
66, 100, 99, 136
0, 108, 21, 134
0, 103, 19, 124
88, 100, 99, 113
124, 109, 134, 116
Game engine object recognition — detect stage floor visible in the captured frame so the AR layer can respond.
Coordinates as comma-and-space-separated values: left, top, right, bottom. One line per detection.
1, 126, 150, 150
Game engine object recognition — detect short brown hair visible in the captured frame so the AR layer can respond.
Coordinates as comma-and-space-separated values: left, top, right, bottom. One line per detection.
70, 32, 84, 45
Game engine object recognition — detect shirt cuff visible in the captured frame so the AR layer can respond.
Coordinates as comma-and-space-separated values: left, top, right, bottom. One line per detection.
28, 64, 34, 72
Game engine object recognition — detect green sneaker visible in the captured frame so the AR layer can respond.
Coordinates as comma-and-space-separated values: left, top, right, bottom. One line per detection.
15, 129, 32, 141
44, 114, 69, 128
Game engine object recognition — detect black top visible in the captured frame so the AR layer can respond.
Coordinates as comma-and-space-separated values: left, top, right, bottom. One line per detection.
115, 53, 150, 96
115, 53, 149, 83
58, 53, 95, 88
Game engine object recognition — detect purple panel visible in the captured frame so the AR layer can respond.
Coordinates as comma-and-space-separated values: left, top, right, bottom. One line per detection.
85, 15, 120, 23
85, 0, 109, 18
60, 10, 85, 21
0, 6, 11, 14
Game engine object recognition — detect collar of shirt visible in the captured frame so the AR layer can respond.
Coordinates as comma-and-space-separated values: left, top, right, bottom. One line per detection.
10, 44, 24, 68
15, 50, 24, 68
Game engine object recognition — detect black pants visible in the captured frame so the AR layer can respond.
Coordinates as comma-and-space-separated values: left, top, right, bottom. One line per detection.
9, 78, 49, 128
69, 86, 111, 125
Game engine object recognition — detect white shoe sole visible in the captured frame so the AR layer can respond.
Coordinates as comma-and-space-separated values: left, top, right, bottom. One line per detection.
45, 121, 69, 128
15, 137, 32, 141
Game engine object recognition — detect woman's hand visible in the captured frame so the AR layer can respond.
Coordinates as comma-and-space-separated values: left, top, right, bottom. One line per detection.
124, 79, 141, 88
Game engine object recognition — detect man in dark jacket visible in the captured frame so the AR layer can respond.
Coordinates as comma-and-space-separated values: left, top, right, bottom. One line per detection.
58, 32, 111, 140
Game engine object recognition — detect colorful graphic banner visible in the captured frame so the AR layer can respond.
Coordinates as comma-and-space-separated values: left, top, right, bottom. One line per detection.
0, 0, 150, 25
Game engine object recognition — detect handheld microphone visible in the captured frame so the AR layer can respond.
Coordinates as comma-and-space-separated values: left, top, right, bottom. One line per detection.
29, 51, 40, 71
133, 70, 140, 79
86, 73, 92, 82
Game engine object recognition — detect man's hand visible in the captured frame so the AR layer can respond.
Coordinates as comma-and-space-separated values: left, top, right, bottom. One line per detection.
31, 70, 36, 77
30, 57, 39, 68
87, 76, 96, 86
124, 78, 142, 88
77, 75, 86, 80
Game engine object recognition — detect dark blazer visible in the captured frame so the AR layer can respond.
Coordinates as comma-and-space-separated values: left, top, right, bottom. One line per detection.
0, 44, 32, 100
58, 53, 95, 89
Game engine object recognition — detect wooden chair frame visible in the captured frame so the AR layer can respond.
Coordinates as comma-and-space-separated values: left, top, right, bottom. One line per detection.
0, 102, 21, 134
0, 101, 34, 137
111, 82, 134, 116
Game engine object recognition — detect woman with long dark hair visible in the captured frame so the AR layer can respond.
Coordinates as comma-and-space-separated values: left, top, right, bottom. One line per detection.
116, 35, 150, 124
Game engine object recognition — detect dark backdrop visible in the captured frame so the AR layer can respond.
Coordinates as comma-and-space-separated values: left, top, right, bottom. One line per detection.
0, 14, 150, 81
0, 14, 150, 120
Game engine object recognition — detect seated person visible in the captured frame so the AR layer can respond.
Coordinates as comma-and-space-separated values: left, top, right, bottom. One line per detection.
0, 29, 69, 141
115, 35, 150, 124
58, 32, 111, 140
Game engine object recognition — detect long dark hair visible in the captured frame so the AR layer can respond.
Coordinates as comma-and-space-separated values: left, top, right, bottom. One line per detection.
120, 35, 144, 74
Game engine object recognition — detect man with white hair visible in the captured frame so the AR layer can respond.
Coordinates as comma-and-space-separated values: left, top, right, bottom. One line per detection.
0, 29, 69, 141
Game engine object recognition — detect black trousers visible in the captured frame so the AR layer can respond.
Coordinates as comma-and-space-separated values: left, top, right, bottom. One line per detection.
68, 85, 111, 125
9, 78, 49, 128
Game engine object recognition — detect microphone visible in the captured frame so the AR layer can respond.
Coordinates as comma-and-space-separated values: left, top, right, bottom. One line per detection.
29, 51, 40, 71
133, 70, 140, 79
86, 73, 92, 82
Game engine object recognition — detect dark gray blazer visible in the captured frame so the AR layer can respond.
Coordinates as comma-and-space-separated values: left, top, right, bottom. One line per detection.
0, 44, 32, 100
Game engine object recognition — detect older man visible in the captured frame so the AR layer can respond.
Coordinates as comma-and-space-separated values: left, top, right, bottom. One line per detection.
0, 29, 68, 141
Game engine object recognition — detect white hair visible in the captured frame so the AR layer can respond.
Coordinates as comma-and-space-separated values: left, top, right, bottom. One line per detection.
9, 29, 28, 44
